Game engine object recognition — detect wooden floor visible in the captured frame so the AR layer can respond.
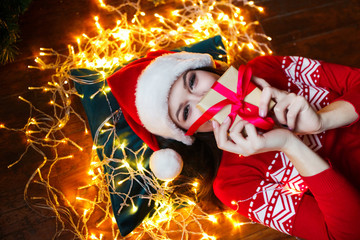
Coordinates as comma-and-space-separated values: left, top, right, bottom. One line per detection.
1, 0, 360, 239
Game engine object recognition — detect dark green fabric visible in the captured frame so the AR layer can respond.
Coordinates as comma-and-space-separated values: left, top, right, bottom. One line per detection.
71, 35, 226, 236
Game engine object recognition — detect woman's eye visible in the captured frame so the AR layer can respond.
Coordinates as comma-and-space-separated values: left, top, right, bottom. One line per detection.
189, 73, 195, 90
183, 104, 190, 121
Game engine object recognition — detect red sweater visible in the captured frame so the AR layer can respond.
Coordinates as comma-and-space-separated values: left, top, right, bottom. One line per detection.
213, 56, 360, 240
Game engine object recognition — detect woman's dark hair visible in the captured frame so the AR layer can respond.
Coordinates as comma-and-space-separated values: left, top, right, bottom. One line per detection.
196, 66, 226, 77
155, 132, 224, 207
156, 65, 227, 208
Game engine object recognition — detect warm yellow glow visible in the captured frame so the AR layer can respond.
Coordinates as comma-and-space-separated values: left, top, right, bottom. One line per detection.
117, 179, 126, 185
137, 162, 145, 172
121, 161, 130, 168
119, 142, 126, 150
201, 233, 217, 240
172, 10, 180, 16
6, 0, 272, 239
224, 211, 234, 220
247, 43, 254, 50
112, 29, 130, 41
90, 234, 98, 240
98, 0, 106, 8
131, 205, 138, 213
208, 214, 217, 223
104, 122, 112, 127
233, 221, 245, 227
103, 86, 111, 92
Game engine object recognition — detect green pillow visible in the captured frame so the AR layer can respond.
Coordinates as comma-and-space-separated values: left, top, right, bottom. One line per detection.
71, 35, 226, 236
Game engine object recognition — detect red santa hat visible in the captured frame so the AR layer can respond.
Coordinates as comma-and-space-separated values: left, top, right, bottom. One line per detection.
107, 50, 216, 180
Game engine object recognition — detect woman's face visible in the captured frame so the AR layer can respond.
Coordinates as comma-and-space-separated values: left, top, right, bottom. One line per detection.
168, 69, 220, 133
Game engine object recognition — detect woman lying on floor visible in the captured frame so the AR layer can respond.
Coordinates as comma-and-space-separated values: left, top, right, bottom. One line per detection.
107, 50, 360, 240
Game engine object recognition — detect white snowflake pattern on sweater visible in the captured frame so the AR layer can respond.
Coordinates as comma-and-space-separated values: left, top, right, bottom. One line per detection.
247, 56, 330, 234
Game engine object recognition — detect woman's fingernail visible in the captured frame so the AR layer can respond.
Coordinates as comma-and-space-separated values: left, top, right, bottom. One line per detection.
259, 110, 265, 117
212, 121, 217, 129
224, 116, 230, 124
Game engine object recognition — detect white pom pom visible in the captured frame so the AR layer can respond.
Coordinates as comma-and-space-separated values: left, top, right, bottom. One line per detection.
149, 149, 183, 181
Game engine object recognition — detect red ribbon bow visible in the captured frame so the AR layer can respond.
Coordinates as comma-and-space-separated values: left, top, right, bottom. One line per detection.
186, 65, 274, 136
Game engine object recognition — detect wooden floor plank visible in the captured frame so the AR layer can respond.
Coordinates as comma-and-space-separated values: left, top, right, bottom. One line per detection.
270, 23, 360, 66
1, 0, 359, 239
260, 0, 360, 48
256, 0, 343, 18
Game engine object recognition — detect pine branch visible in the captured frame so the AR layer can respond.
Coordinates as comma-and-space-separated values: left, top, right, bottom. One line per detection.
0, 0, 32, 65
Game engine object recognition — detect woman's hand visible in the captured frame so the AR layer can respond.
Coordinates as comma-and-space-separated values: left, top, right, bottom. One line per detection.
213, 118, 330, 176
213, 118, 295, 156
252, 76, 323, 134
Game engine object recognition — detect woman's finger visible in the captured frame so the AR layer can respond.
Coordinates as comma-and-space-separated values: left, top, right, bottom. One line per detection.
245, 123, 265, 154
251, 76, 271, 89
273, 102, 289, 125
258, 84, 288, 118
232, 122, 259, 156
244, 123, 258, 141
273, 93, 297, 125
212, 120, 222, 145
228, 120, 247, 144
259, 86, 273, 117
286, 98, 303, 130
252, 76, 273, 117
214, 118, 250, 154
214, 117, 232, 149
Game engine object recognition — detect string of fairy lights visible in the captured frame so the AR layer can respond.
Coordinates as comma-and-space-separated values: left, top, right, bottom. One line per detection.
2, 0, 272, 239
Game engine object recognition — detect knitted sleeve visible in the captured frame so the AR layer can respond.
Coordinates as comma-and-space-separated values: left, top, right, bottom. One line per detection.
293, 169, 360, 240
213, 152, 310, 236
247, 56, 360, 124
320, 61, 360, 120
213, 153, 360, 240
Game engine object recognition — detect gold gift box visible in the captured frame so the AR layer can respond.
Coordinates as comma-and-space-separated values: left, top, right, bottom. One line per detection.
197, 66, 275, 130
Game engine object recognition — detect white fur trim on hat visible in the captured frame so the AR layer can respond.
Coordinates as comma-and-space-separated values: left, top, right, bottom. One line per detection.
149, 148, 183, 180
135, 52, 215, 145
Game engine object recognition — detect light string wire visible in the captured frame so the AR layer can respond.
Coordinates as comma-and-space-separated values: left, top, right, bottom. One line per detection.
2, 0, 271, 239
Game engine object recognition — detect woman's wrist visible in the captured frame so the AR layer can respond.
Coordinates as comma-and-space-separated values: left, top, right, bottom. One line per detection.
316, 111, 328, 133
317, 100, 358, 132
280, 131, 302, 154
280, 132, 330, 176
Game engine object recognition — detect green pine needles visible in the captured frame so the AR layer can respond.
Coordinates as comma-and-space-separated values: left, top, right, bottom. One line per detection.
0, 0, 32, 65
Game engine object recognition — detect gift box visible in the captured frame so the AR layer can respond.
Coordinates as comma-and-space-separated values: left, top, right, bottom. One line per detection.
193, 65, 275, 133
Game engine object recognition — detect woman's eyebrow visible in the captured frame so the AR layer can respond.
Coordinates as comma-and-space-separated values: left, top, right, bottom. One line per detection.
182, 70, 189, 88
